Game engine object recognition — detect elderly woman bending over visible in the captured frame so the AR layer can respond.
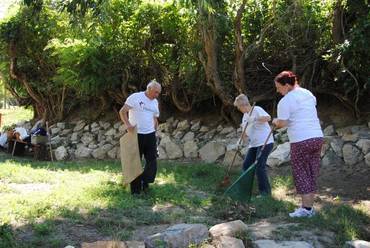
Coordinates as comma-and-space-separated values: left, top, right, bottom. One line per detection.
234, 94, 274, 196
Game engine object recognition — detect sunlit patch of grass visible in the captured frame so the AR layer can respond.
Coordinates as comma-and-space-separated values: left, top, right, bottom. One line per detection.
0, 183, 14, 193
0, 161, 54, 183
0, 153, 369, 247
0, 162, 121, 224
0, 107, 33, 130
271, 175, 294, 189
353, 201, 370, 215
156, 171, 177, 185
271, 175, 294, 196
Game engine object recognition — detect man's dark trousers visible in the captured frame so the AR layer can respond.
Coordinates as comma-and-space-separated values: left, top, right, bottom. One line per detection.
130, 132, 157, 194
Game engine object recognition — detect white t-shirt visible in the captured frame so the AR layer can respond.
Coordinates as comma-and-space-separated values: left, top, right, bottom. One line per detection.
125, 91, 159, 134
277, 87, 323, 143
242, 106, 274, 148
0, 133, 8, 147
14, 127, 29, 140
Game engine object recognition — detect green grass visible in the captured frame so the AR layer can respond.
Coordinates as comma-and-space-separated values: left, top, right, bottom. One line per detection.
301, 204, 370, 245
0, 107, 33, 130
0, 224, 16, 248
0, 153, 369, 247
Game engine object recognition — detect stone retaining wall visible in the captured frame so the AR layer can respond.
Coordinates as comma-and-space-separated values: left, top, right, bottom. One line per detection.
18, 119, 370, 168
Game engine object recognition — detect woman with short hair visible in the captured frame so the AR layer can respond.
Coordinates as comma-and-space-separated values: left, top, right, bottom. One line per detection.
234, 94, 274, 196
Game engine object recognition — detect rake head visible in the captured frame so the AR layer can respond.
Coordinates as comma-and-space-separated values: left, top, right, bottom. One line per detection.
218, 176, 231, 189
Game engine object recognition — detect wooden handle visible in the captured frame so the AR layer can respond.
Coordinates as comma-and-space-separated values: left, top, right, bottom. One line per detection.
255, 127, 274, 162
46, 121, 54, 162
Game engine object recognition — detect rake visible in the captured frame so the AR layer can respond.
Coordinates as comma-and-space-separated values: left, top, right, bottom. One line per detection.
224, 128, 274, 202
218, 102, 256, 188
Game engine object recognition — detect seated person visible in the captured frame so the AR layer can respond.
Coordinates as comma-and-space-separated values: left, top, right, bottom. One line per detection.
0, 128, 15, 149
30, 119, 47, 136
0, 132, 9, 149
13, 126, 31, 143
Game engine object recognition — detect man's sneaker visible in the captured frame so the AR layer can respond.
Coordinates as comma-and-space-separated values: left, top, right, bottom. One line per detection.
289, 207, 315, 218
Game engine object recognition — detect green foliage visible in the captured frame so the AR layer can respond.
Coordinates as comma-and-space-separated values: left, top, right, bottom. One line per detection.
47, 38, 108, 95
0, 0, 369, 118
0, 3, 69, 102
0, 223, 16, 248
322, 1, 370, 112
45, 0, 204, 100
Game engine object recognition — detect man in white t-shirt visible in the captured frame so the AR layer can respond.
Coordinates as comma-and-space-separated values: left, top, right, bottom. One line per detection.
119, 79, 161, 195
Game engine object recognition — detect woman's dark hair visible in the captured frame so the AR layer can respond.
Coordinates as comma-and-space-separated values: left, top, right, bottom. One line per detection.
274, 71, 298, 86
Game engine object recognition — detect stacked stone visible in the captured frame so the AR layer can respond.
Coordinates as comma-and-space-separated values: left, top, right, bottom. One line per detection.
18, 118, 370, 168
267, 123, 370, 168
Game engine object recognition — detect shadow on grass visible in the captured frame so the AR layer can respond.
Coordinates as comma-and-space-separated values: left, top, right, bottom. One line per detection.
0, 184, 162, 247
0, 214, 132, 248
158, 161, 236, 192
3, 193, 369, 247
0, 159, 243, 247
0, 224, 17, 248
295, 201, 370, 245
0, 179, 213, 247
1, 157, 369, 247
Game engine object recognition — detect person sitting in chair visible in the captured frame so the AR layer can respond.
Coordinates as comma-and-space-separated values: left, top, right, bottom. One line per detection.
30, 119, 47, 136
0, 128, 13, 149
13, 127, 31, 143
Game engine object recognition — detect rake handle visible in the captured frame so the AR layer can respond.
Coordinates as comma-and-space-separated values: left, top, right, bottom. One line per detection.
46, 121, 54, 162
254, 127, 274, 163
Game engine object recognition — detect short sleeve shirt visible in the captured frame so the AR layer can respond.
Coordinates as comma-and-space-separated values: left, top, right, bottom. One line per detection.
14, 127, 29, 140
241, 106, 274, 148
125, 92, 159, 134
277, 87, 323, 143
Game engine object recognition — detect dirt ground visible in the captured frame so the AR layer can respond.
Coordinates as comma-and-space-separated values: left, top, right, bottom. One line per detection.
318, 166, 370, 202
271, 163, 370, 202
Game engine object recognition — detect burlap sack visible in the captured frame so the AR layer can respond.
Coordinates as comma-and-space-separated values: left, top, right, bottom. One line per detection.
120, 128, 142, 185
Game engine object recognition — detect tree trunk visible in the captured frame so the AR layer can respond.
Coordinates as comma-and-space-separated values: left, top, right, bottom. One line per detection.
169, 47, 192, 112
199, 14, 233, 107
332, 0, 344, 44
9, 41, 45, 118
233, 0, 247, 94
8, 41, 71, 122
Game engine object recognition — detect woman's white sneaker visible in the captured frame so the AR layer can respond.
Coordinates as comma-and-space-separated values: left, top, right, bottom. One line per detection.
289, 207, 315, 218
